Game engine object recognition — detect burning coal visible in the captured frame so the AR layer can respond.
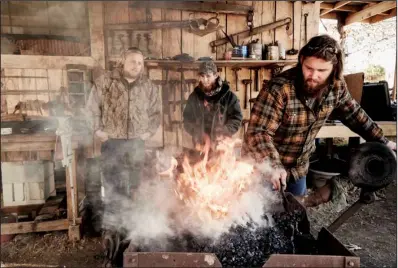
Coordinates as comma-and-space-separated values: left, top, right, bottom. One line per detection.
101, 137, 281, 250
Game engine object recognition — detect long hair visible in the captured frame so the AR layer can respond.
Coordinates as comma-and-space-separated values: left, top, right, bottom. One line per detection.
297, 35, 344, 86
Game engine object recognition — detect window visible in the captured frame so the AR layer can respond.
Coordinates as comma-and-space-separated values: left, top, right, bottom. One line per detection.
1, 1, 90, 56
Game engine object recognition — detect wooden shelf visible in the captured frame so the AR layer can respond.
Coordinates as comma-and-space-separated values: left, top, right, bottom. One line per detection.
1, 55, 96, 69
108, 58, 297, 69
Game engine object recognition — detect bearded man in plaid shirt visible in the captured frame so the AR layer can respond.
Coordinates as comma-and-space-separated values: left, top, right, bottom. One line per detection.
243, 35, 396, 206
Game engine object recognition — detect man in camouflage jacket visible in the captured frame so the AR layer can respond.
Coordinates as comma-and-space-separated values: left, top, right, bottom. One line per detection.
243, 35, 396, 206
86, 47, 161, 266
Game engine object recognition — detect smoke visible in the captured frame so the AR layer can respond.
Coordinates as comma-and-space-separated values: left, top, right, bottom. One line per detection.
100, 146, 281, 250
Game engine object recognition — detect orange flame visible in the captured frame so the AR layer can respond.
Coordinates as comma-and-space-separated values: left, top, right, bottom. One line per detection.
175, 137, 255, 220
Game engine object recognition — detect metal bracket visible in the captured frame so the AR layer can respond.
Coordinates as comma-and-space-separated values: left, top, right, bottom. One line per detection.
247, 10, 254, 31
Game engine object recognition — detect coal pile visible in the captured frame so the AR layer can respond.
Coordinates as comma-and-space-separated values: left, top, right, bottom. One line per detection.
172, 210, 317, 267
134, 210, 318, 267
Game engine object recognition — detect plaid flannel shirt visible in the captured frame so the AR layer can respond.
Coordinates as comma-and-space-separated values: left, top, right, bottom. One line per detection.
242, 66, 388, 182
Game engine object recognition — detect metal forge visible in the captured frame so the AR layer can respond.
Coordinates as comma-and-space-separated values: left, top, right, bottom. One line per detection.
122, 141, 395, 268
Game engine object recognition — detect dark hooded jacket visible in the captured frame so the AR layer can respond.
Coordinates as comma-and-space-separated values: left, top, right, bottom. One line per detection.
183, 77, 243, 143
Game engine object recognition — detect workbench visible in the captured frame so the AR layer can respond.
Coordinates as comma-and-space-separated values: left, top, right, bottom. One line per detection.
316, 121, 397, 139
0, 132, 86, 241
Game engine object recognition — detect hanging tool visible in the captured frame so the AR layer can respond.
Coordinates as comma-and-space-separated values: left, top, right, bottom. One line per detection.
129, 1, 253, 15
287, 2, 298, 56
144, 33, 152, 54
242, 119, 250, 137
210, 18, 291, 52
136, 33, 142, 49
304, 13, 308, 44
188, 14, 222, 37
249, 67, 261, 92
127, 30, 133, 47
242, 79, 252, 110
231, 67, 241, 92
247, 10, 254, 31
146, 8, 152, 23
118, 34, 126, 53
221, 28, 236, 48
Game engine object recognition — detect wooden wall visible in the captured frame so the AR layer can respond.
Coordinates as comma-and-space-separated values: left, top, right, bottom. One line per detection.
103, 1, 320, 149
1, 1, 320, 150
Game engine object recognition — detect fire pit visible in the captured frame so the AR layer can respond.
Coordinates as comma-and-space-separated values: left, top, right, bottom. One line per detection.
123, 207, 359, 268
120, 141, 395, 268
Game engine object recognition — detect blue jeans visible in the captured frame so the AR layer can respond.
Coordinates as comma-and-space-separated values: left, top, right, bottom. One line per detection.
286, 176, 307, 196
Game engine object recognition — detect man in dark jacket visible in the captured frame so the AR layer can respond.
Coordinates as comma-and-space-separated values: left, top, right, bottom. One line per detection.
183, 61, 243, 151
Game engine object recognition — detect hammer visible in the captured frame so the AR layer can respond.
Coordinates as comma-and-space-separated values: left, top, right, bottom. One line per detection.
242, 79, 252, 110
232, 67, 241, 92
242, 119, 250, 137
249, 67, 261, 92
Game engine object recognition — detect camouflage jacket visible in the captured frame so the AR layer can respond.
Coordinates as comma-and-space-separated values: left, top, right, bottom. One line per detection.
85, 69, 161, 140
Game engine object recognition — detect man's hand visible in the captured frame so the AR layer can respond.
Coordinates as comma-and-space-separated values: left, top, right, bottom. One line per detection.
269, 168, 287, 191
95, 130, 109, 142
195, 133, 211, 155
386, 140, 397, 151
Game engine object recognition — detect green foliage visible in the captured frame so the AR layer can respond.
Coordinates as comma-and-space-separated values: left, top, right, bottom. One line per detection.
365, 64, 386, 82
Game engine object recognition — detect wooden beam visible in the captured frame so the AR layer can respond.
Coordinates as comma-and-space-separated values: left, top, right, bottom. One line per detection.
88, 2, 105, 69
345, 1, 397, 25
321, 11, 339, 20
1, 218, 81, 235
368, 8, 397, 24
320, 2, 361, 12
321, 1, 351, 16
0, 55, 96, 69
129, 1, 253, 15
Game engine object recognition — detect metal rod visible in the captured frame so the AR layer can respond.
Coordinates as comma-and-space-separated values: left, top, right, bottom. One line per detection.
327, 200, 364, 233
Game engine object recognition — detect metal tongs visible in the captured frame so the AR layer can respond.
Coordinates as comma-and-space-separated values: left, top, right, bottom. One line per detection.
280, 178, 307, 213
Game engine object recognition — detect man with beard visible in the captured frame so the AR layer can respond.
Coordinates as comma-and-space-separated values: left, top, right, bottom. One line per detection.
243, 35, 396, 206
183, 60, 243, 153
86, 47, 161, 266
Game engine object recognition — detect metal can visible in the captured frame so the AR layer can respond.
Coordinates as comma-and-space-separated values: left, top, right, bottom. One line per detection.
267, 45, 279, 60
278, 41, 286, 60
248, 43, 262, 60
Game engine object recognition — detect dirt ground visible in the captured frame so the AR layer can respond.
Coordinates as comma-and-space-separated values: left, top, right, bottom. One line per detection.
1, 181, 396, 267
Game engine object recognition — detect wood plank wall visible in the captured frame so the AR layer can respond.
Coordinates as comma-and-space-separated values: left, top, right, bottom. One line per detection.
103, 1, 320, 149
1, 1, 320, 150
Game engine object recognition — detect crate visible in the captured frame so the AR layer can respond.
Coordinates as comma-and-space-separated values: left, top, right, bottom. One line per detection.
1, 161, 56, 207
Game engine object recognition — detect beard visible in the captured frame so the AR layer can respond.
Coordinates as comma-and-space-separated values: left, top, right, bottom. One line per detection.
123, 69, 141, 80
302, 77, 330, 98
199, 81, 215, 93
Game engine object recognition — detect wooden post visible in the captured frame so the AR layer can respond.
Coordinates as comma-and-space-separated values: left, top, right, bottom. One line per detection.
88, 2, 106, 70
393, 60, 397, 101
66, 150, 81, 241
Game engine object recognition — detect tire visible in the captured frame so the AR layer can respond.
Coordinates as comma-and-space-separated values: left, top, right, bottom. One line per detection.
348, 142, 396, 191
